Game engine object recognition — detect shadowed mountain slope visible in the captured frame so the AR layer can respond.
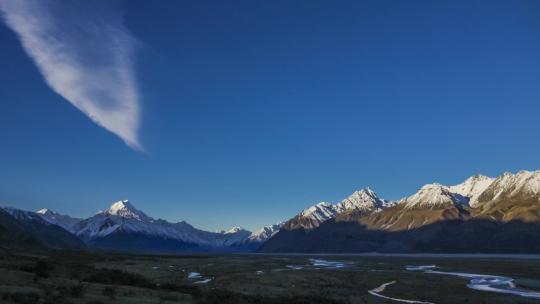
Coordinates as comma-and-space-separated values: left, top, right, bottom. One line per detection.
0, 208, 84, 250
260, 170, 540, 253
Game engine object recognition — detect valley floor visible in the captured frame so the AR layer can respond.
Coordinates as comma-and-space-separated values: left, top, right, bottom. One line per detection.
0, 249, 539, 304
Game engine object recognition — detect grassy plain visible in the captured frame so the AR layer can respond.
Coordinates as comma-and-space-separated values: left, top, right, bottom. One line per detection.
0, 249, 539, 304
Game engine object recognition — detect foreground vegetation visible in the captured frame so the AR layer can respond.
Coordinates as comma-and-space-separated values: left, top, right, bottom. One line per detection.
0, 249, 539, 304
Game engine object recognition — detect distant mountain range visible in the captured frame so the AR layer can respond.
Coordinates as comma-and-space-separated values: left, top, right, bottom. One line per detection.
0, 199, 280, 253
261, 170, 540, 253
1, 170, 540, 253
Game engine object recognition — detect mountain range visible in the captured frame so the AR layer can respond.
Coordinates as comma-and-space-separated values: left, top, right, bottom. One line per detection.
261, 171, 540, 253
0, 199, 281, 253
0, 207, 85, 250
1, 170, 539, 253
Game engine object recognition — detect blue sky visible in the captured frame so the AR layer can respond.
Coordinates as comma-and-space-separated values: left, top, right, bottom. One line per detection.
1, 0, 539, 231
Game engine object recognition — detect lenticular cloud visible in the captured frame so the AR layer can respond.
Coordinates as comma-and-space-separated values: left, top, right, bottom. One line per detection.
0, 0, 142, 150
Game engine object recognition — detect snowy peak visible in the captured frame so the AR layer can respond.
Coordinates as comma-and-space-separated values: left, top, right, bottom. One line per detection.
106, 200, 135, 214
223, 226, 248, 234
449, 174, 494, 207
248, 222, 283, 243
477, 170, 540, 203
36, 208, 51, 215
404, 183, 468, 209
282, 202, 340, 230
337, 187, 385, 213
514, 170, 540, 196
403, 171, 540, 210
288, 187, 393, 230
218, 226, 250, 235
75, 200, 156, 241
35, 208, 82, 232
300, 202, 338, 223
74, 200, 256, 248
451, 174, 493, 190
102, 200, 149, 220
218, 226, 252, 246
2, 206, 41, 222
1, 206, 81, 232
299, 188, 387, 221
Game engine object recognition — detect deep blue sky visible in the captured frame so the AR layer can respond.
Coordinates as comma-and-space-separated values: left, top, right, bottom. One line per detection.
1, 0, 539, 231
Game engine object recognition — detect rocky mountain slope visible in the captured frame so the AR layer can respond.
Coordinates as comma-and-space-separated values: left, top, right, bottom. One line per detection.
247, 223, 283, 243
283, 188, 394, 230
229, 222, 284, 250
35, 208, 82, 231
72, 200, 257, 253
448, 174, 494, 207
2, 169, 539, 254
0, 207, 85, 250
0, 208, 45, 250
260, 170, 540, 253
0, 200, 270, 253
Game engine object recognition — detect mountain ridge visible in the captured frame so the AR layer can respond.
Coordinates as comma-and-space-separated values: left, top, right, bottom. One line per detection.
1, 169, 539, 253
0, 207, 85, 250
260, 170, 540, 253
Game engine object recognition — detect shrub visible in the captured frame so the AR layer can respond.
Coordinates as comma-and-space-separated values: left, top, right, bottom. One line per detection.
20, 260, 53, 278
159, 294, 179, 303
85, 268, 153, 288
42, 293, 74, 304
69, 283, 86, 297
58, 283, 86, 297
196, 290, 346, 304
159, 282, 202, 298
0, 291, 41, 304
102, 286, 117, 300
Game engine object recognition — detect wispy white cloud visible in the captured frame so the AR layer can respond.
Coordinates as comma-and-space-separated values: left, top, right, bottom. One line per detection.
0, 0, 142, 150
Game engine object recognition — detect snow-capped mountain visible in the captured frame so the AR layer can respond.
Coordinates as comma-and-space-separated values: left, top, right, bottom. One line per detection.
281, 202, 339, 230
2, 201, 263, 253
449, 174, 494, 207
247, 222, 283, 243
261, 170, 540, 253
36, 208, 82, 232
217, 226, 246, 234
477, 170, 540, 203
101, 200, 151, 220
284, 188, 391, 230
218, 226, 252, 246
3, 169, 540, 254
337, 187, 394, 212
387, 169, 540, 216
1, 206, 43, 222
403, 183, 468, 209
226, 222, 284, 250
0, 206, 85, 249
298, 202, 339, 227
73, 200, 252, 250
